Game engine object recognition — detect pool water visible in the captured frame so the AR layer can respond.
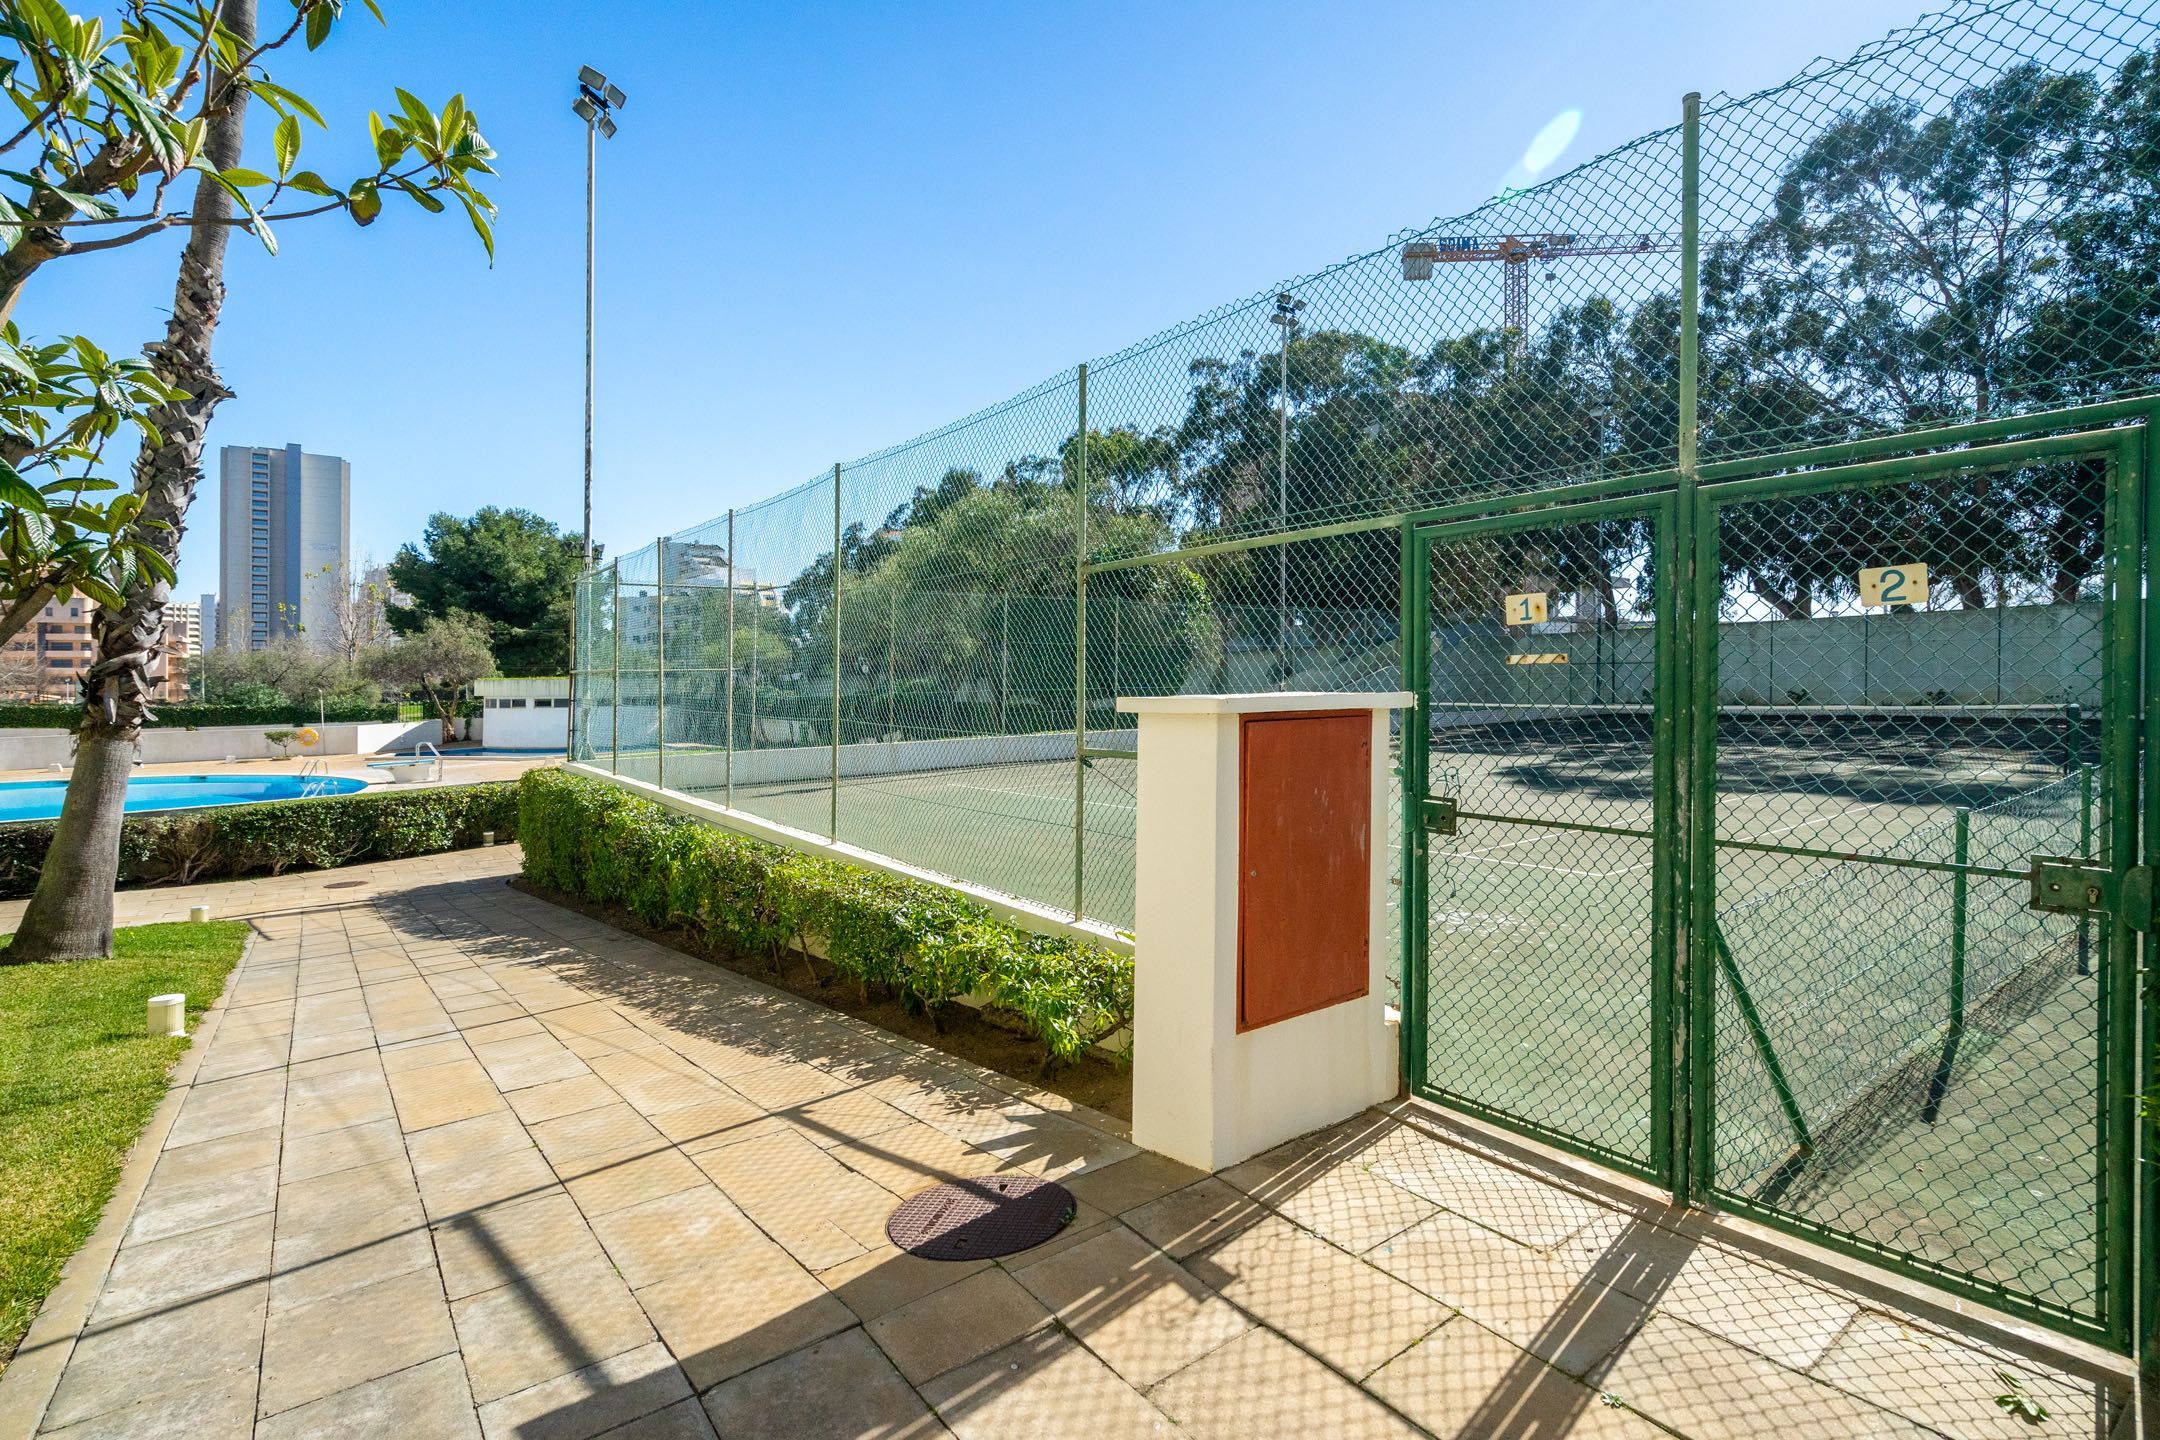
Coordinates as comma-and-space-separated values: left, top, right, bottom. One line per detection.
0, 774, 367, 823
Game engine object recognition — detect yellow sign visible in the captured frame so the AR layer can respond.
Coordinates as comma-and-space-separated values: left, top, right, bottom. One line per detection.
1503, 591, 1548, 626
1506, 653, 1569, 666
1858, 563, 1929, 608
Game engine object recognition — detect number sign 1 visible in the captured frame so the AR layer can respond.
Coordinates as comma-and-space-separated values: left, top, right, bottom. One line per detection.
1503, 591, 1548, 626
1858, 563, 1929, 608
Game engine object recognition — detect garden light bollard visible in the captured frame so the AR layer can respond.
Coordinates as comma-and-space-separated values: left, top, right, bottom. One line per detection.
481, 831, 496, 846
147, 993, 185, 1037
188, 904, 210, 923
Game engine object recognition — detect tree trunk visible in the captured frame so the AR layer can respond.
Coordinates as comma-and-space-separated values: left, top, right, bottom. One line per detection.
6, 0, 253, 962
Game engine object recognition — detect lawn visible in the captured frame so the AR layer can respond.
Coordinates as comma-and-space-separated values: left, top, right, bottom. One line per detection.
0, 921, 251, 1376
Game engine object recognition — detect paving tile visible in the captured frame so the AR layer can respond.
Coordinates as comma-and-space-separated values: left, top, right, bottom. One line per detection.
596, 1397, 719, 1439
916, 1328, 1171, 1440
277, 1117, 407, 1184
408, 1109, 537, 1171
530, 1101, 666, 1163
418, 1140, 561, 1220
1120, 1178, 1268, 1261
1811, 1310, 2126, 1440
91, 1210, 274, 1322
821, 1118, 997, 1196
125, 1163, 279, 1245
818, 1243, 992, 1323
1589, 1314, 1935, 1439
387, 1057, 507, 1132
1364, 1209, 1647, 1377
1148, 1326, 1423, 1439
1007, 1225, 1246, 1388
452, 1254, 658, 1404
37, 1370, 256, 1440
587, 1184, 760, 1289
1264, 1162, 1440, 1255
1362, 1128, 1610, 1248
1185, 1216, 1448, 1379
143, 1127, 282, 1189
433, 1189, 609, 1301
271, 1158, 426, 1273
645, 1091, 782, 1154
507, 1072, 622, 1126
254, 1353, 479, 1440
166, 1072, 288, 1148
379, 1035, 471, 1074
1366, 1317, 1669, 1438
476, 1340, 691, 1440
257, 1266, 459, 1419
865, 1264, 1056, 1386
558, 1141, 709, 1218
701, 1327, 944, 1440
1062, 1152, 1209, 1218
43, 1281, 268, 1432
634, 1239, 856, 1391
691, 1130, 897, 1268
269, 1225, 438, 1315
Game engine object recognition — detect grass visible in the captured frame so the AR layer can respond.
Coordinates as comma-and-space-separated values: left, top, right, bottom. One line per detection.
0, 921, 251, 1377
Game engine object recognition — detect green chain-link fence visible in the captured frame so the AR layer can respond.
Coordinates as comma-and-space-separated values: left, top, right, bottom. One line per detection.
571, 0, 2160, 1349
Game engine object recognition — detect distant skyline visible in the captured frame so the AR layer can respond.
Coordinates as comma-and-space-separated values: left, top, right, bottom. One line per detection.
21, 0, 1940, 603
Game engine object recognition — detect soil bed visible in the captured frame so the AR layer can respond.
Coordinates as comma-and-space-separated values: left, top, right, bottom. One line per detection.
509, 877, 1132, 1121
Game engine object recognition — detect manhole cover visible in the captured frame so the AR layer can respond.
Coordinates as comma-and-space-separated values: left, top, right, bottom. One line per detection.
887, 1175, 1075, 1261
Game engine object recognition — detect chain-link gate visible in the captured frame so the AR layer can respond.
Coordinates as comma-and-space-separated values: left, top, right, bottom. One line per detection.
1402, 424, 2144, 1348
1405, 496, 1679, 1181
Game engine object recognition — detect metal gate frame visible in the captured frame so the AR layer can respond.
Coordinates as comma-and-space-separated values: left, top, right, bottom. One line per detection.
1399, 410, 2156, 1352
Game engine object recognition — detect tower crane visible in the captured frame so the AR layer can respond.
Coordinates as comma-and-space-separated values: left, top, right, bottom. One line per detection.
1399, 233, 1683, 358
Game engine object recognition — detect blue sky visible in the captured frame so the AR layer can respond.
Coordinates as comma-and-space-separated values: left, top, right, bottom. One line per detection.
23, 0, 1933, 601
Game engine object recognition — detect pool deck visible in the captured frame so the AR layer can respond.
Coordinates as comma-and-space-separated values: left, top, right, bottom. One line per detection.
0, 750, 561, 799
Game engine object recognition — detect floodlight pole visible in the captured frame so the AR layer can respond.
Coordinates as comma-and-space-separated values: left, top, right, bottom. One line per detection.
583, 114, 595, 571
1270, 294, 1304, 687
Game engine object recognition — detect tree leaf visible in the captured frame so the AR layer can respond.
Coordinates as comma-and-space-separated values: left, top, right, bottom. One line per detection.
273, 113, 300, 177
304, 2, 333, 49
0, 458, 48, 514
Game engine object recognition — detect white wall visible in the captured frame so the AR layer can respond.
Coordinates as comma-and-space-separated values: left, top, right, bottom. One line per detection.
476, 702, 568, 750
0, 718, 458, 769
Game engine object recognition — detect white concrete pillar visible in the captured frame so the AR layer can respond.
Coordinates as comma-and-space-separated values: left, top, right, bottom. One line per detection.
1118, 692, 1410, 1173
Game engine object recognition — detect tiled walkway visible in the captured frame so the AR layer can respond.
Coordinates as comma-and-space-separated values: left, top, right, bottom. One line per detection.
0, 851, 2136, 1439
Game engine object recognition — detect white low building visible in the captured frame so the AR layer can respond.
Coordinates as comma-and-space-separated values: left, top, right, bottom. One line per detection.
474, 677, 569, 750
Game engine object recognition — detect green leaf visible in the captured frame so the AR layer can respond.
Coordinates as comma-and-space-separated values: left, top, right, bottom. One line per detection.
372, 121, 406, 170
347, 177, 381, 226
0, 458, 47, 514
458, 191, 494, 264
283, 169, 337, 197
304, 2, 333, 50
250, 79, 325, 127
273, 114, 300, 177
393, 178, 444, 214
217, 167, 272, 188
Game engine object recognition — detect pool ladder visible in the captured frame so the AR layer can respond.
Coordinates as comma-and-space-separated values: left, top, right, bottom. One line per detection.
296, 758, 334, 798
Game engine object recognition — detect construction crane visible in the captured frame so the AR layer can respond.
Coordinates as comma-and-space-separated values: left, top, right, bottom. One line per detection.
1399, 233, 1683, 357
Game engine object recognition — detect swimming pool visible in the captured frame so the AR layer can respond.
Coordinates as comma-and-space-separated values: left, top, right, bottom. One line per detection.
0, 774, 368, 823
441, 748, 565, 758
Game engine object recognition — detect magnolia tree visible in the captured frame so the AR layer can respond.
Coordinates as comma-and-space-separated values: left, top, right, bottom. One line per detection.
6, 0, 498, 962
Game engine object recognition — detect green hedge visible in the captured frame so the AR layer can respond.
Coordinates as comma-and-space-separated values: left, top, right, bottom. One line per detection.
0, 702, 403, 730
0, 782, 519, 898
517, 768, 1132, 1064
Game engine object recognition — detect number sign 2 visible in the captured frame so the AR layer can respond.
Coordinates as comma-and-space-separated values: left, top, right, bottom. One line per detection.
1858, 563, 1929, 608
1503, 592, 1548, 626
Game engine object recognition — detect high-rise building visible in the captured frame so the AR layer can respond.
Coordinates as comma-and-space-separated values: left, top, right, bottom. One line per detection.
217, 443, 351, 649
166, 600, 202, 657
0, 598, 191, 702
199, 591, 218, 649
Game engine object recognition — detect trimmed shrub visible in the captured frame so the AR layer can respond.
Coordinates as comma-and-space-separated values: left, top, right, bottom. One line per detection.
516, 768, 1133, 1064
0, 781, 518, 897
0, 702, 402, 730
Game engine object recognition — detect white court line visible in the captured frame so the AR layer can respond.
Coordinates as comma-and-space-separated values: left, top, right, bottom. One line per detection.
951, 781, 1138, 813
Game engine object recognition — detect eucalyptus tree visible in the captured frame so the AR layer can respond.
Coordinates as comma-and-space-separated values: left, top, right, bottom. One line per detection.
6, 0, 497, 962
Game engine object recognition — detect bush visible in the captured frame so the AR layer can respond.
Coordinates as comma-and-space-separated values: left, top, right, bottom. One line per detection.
0, 702, 402, 730
517, 768, 1133, 1064
0, 782, 518, 897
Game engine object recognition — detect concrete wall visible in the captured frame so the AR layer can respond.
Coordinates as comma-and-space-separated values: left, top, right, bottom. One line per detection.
476, 702, 569, 750
0, 718, 455, 769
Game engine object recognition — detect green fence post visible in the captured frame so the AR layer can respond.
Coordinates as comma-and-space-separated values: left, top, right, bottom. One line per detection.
999, 592, 1010, 736
610, 563, 621, 775
655, 538, 668, 792
1112, 593, 1121, 700
1675, 88, 1705, 1200
1923, 806, 1971, 1123
888, 585, 898, 749
2079, 761, 2095, 977
1709, 920, 1812, 1156
724, 508, 735, 808
831, 462, 843, 842
1074, 363, 1089, 920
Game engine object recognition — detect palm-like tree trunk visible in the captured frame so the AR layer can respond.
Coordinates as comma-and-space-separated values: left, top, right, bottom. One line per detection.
5, 0, 255, 962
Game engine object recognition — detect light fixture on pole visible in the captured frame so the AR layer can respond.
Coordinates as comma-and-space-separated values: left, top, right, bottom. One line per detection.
1268, 292, 1305, 686
573, 66, 627, 573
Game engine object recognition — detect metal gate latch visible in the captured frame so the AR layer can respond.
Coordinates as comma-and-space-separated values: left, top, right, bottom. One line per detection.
1422, 796, 1458, 836
2027, 858, 2152, 928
